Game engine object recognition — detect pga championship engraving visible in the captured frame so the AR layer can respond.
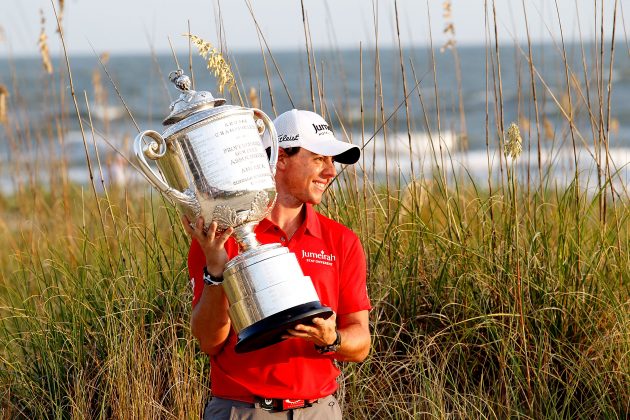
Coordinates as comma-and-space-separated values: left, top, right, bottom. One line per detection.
132, 70, 332, 353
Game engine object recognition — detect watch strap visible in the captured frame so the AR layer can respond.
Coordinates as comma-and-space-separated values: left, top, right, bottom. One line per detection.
202, 266, 224, 286
315, 329, 341, 354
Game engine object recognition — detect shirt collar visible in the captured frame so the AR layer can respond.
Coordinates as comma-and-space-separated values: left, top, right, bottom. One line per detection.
303, 203, 322, 238
257, 203, 322, 239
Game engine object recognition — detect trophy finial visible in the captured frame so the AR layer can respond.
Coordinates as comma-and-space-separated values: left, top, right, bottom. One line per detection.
169, 69, 192, 92
163, 69, 226, 125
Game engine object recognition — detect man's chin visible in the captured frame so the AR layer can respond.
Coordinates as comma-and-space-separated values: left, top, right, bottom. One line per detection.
306, 196, 323, 205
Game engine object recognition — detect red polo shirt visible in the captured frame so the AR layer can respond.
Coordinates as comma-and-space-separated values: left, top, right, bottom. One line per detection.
189, 204, 370, 400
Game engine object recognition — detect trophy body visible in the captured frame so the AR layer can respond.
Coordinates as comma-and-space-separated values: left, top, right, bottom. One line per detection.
133, 70, 332, 353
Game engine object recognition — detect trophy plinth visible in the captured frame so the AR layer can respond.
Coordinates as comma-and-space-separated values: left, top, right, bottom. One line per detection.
235, 303, 333, 353
132, 70, 332, 353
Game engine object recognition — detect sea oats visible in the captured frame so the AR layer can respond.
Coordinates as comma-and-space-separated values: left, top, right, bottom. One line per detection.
505, 122, 523, 159
185, 34, 235, 94
442, 0, 452, 18
518, 115, 530, 133
543, 116, 554, 140
440, 1, 456, 53
56, 0, 65, 33
249, 87, 260, 109
440, 39, 456, 53
610, 118, 619, 135
92, 53, 110, 106
38, 10, 53, 74
92, 67, 103, 104
0, 84, 8, 124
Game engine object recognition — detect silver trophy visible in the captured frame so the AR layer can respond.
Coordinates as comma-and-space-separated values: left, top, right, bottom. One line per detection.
133, 70, 332, 353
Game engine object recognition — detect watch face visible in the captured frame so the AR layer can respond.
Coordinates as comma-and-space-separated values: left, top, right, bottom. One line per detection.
316, 343, 338, 354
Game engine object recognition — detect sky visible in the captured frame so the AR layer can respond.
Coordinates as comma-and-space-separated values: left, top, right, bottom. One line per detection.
0, 0, 627, 57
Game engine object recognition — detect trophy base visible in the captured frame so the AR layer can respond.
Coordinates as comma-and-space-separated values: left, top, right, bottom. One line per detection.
234, 302, 333, 353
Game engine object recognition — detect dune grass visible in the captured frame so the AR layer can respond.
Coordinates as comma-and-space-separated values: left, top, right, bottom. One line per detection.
0, 189, 206, 418
0, 177, 627, 419
329, 179, 629, 419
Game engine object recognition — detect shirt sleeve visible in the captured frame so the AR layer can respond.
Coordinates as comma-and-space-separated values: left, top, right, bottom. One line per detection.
188, 239, 206, 308
336, 233, 371, 315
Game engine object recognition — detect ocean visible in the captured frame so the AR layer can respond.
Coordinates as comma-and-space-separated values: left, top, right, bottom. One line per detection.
1, 44, 629, 194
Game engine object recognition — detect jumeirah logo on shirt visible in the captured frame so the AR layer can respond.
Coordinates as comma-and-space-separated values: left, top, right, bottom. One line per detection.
301, 249, 336, 266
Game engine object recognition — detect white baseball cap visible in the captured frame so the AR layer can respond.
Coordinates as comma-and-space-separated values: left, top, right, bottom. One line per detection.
266, 109, 360, 164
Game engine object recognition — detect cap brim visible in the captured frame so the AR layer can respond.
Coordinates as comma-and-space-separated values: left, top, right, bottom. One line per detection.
333, 146, 361, 164
301, 138, 361, 164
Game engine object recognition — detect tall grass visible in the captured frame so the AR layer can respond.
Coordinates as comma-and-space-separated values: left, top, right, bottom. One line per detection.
1, 1, 629, 419
330, 179, 628, 418
0, 187, 207, 418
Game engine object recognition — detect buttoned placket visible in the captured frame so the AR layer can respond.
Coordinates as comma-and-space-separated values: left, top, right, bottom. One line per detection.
273, 226, 288, 246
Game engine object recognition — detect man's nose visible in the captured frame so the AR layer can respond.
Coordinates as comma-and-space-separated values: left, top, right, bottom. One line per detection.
323, 157, 337, 177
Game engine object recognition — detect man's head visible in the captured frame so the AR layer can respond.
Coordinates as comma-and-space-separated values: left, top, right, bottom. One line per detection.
267, 109, 360, 206
267, 109, 360, 165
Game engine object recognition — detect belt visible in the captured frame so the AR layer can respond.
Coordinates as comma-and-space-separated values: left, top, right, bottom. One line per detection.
255, 397, 318, 412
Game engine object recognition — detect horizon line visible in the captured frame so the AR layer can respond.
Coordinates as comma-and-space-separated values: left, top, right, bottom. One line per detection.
1, 39, 623, 60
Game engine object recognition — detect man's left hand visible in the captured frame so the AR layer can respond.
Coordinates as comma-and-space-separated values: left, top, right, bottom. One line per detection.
283, 313, 337, 347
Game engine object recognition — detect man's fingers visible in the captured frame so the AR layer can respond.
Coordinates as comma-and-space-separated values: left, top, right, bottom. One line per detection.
311, 314, 336, 328
205, 221, 217, 241
285, 323, 334, 346
195, 217, 204, 230
181, 218, 233, 244
218, 227, 234, 244
311, 317, 326, 326
181, 215, 193, 234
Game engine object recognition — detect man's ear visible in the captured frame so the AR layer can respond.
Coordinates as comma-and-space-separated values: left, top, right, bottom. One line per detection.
275, 148, 289, 170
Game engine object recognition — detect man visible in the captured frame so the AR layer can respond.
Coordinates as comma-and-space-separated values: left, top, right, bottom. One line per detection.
183, 109, 371, 419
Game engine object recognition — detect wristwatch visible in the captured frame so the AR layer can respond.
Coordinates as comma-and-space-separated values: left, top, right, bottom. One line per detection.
315, 329, 341, 354
202, 266, 224, 286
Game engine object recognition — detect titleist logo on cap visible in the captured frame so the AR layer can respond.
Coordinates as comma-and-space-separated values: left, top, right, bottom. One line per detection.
312, 123, 330, 134
279, 134, 299, 142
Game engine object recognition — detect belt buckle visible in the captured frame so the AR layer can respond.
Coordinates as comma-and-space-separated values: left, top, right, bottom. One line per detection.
259, 398, 276, 411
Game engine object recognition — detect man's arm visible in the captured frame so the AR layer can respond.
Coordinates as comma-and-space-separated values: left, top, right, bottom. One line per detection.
184, 216, 233, 356
334, 310, 370, 362
191, 284, 232, 356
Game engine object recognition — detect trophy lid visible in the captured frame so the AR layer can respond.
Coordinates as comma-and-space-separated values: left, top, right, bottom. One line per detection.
163, 69, 226, 125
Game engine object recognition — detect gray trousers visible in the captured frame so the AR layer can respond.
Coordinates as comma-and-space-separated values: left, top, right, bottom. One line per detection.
203, 395, 343, 420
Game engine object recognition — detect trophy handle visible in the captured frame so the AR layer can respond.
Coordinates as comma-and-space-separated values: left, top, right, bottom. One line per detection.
132, 130, 198, 210
252, 108, 279, 175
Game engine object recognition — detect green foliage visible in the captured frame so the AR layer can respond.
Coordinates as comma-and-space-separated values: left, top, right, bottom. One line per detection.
326, 176, 629, 419
0, 162, 628, 420
0, 189, 208, 419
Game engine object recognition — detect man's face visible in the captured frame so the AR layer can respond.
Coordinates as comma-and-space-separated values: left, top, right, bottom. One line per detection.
276, 148, 337, 205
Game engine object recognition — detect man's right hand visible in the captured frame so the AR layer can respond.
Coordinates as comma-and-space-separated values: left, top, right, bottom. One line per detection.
181, 215, 233, 276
